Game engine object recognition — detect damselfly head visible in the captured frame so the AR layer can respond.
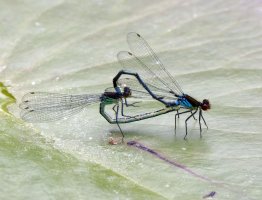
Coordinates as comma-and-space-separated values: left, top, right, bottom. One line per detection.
123, 87, 132, 98
201, 99, 210, 111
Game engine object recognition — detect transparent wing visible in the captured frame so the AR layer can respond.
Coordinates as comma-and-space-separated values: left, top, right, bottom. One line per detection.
19, 92, 101, 122
117, 51, 179, 102
102, 79, 173, 122
126, 32, 184, 96
118, 78, 175, 101
118, 77, 174, 117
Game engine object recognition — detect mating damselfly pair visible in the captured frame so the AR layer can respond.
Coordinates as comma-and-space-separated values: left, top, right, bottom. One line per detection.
20, 32, 210, 139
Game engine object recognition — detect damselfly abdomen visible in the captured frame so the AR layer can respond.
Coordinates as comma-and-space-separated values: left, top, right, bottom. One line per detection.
20, 32, 211, 139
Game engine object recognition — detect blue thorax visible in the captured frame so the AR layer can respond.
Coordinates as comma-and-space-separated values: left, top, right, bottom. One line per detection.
178, 95, 193, 108
115, 87, 122, 95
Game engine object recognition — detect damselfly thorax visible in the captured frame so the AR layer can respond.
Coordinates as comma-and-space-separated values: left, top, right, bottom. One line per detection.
20, 32, 211, 140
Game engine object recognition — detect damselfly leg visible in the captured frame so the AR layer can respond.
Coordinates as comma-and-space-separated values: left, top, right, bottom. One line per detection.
120, 98, 140, 118
112, 104, 124, 141
175, 110, 191, 134
192, 111, 197, 120
198, 109, 203, 138
176, 108, 207, 139
175, 110, 197, 133
200, 109, 208, 129
198, 108, 209, 138
184, 108, 198, 140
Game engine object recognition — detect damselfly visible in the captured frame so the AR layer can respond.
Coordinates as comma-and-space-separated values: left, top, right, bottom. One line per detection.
20, 32, 211, 139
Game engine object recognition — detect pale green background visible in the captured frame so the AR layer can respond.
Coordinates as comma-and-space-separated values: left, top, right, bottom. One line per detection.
0, 0, 261, 199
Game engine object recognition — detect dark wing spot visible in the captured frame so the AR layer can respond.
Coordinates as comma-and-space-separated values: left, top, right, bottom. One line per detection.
29, 110, 34, 112
137, 33, 141, 37
128, 52, 132, 56
24, 100, 29, 103
30, 92, 35, 94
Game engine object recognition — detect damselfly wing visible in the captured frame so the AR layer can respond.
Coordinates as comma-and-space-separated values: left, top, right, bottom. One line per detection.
101, 80, 179, 125
116, 32, 210, 138
19, 33, 210, 139
20, 92, 101, 122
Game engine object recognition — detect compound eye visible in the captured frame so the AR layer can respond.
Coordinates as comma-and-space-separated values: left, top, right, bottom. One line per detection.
202, 105, 208, 110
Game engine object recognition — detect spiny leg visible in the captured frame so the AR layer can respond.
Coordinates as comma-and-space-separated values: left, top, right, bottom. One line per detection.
176, 110, 180, 118
175, 110, 191, 134
121, 99, 130, 118
184, 109, 198, 140
200, 111, 208, 130
198, 109, 202, 138
124, 98, 140, 107
120, 99, 137, 118
191, 111, 197, 120
175, 113, 177, 135
113, 104, 124, 141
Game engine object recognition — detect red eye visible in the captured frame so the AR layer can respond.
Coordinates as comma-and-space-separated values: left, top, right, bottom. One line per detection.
201, 104, 210, 111
201, 104, 209, 111
201, 99, 210, 111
